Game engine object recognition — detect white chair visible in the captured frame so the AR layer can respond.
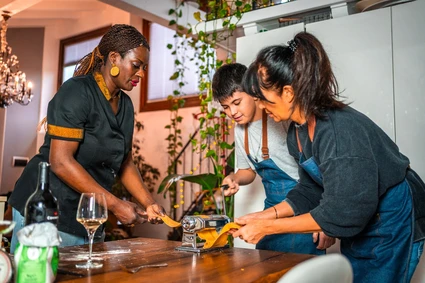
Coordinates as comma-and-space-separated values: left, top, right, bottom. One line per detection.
277, 253, 353, 283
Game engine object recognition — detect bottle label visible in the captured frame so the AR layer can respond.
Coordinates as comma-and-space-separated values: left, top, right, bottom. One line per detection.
14, 244, 59, 283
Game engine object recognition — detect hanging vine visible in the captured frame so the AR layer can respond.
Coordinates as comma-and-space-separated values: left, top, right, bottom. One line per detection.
160, 0, 251, 220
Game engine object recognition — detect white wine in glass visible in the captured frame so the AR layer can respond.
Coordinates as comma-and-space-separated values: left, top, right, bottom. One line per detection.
75, 193, 107, 269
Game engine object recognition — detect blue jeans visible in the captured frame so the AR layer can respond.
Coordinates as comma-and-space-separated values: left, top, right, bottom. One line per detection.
408, 240, 424, 280
11, 208, 104, 253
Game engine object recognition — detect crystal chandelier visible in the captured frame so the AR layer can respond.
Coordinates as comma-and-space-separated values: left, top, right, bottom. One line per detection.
0, 11, 32, 108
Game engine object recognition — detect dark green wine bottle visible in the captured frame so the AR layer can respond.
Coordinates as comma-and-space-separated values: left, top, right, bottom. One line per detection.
24, 162, 59, 225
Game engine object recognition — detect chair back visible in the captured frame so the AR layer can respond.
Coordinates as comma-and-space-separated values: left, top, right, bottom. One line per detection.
277, 253, 353, 283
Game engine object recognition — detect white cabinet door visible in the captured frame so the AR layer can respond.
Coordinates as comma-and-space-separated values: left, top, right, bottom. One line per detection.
393, 0, 425, 180
392, 2, 425, 281
237, 23, 304, 67
306, 8, 394, 139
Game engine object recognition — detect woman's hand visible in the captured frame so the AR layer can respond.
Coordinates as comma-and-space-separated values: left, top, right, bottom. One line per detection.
145, 203, 166, 224
111, 200, 146, 225
231, 218, 271, 244
313, 232, 336, 250
222, 173, 239, 196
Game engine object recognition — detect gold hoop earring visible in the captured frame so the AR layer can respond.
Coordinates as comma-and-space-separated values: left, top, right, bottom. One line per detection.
110, 64, 120, 77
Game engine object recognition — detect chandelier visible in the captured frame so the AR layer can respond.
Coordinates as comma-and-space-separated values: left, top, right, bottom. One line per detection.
0, 11, 32, 108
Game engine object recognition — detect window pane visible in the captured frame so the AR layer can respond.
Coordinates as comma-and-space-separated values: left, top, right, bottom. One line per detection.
64, 36, 103, 65
147, 23, 200, 102
62, 65, 76, 83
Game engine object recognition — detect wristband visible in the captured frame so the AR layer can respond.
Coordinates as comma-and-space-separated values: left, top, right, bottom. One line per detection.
272, 206, 278, 219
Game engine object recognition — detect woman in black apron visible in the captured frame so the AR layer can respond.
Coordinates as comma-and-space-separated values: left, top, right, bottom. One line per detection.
232, 32, 425, 283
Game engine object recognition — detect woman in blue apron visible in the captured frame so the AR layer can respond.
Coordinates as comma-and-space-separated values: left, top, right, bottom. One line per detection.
231, 32, 425, 283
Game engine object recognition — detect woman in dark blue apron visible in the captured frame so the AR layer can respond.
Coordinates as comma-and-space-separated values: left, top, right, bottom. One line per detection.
232, 32, 425, 283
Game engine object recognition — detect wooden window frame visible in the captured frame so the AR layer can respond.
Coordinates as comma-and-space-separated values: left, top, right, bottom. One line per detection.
139, 20, 201, 112
57, 25, 111, 90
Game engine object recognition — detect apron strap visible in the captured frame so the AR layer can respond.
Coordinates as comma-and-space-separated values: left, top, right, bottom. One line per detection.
244, 124, 250, 156
296, 115, 316, 152
261, 110, 269, 160
244, 110, 269, 159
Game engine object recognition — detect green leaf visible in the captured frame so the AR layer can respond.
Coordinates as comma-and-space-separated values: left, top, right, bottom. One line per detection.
226, 148, 235, 170
169, 19, 176, 26
167, 44, 173, 49
235, 1, 243, 7
169, 72, 179, 80
168, 9, 175, 15
157, 174, 179, 195
194, 11, 202, 22
206, 150, 217, 159
219, 9, 227, 18
180, 173, 219, 191
243, 4, 252, 12
220, 141, 234, 150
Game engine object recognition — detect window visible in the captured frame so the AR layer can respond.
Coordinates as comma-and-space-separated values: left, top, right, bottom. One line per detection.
140, 20, 202, 112
58, 26, 111, 89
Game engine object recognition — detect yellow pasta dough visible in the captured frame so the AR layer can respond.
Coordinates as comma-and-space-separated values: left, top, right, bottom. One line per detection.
160, 214, 182, 227
199, 222, 241, 249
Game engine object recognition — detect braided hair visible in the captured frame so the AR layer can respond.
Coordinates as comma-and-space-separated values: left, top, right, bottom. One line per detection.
73, 24, 150, 76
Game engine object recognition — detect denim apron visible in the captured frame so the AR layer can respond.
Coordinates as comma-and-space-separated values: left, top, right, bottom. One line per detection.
247, 111, 324, 255
296, 116, 415, 283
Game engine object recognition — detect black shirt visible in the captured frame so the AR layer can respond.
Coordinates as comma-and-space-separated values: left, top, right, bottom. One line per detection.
9, 74, 134, 237
285, 106, 425, 241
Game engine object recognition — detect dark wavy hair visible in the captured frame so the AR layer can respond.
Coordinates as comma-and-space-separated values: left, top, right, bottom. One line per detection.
242, 32, 346, 119
74, 24, 150, 76
212, 63, 247, 102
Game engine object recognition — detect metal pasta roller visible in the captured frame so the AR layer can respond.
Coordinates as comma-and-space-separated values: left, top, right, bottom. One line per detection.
175, 214, 231, 253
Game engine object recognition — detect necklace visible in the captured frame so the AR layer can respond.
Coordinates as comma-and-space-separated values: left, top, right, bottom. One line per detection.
111, 93, 120, 100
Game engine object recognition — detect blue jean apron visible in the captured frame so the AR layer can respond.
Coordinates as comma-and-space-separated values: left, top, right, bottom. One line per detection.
246, 111, 324, 255
296, 116, 417, 282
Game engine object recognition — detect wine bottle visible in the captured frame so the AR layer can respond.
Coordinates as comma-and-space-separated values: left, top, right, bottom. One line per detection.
24, 162, 59, 226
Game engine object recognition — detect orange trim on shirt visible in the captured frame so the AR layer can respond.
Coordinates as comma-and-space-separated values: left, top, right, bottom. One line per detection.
48, 124, 84, 139
93, 72, 113, 100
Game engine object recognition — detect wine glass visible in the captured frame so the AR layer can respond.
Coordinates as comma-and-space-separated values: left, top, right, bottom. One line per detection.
75, 193, 108, 269
0, 220, 15, 251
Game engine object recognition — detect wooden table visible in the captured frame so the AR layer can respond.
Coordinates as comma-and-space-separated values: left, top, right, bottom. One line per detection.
56, 237, 315, 283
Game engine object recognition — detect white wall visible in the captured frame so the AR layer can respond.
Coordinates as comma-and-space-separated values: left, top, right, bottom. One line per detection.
235, 1, 425, 280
